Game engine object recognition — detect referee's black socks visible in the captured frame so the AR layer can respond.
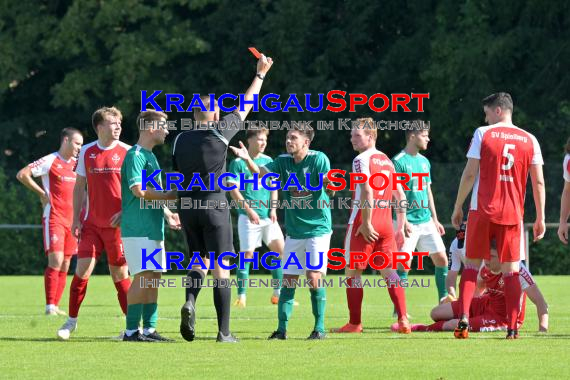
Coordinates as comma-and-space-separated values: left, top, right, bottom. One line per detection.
213, 281, 231, 335
185, 270, 204, 304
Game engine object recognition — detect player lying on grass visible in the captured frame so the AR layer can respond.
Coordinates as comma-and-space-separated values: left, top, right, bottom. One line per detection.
396, 248, 549, 333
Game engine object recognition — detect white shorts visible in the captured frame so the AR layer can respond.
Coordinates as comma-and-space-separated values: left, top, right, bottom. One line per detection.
396, 220, 446, 255
282, 233, 332, 276
237, 214, 284, 251
122, 237, 166, 276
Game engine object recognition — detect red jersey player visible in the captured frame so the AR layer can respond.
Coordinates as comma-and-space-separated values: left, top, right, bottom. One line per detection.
451, 92, 546, 339
17, 128, 83, 316
330, 118, 413, 334
57, 107, 132, 340
395, 248, 549, 333
558, 137, 570, 244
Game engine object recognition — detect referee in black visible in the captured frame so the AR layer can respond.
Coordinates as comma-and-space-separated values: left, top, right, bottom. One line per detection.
173, 54, 274, 343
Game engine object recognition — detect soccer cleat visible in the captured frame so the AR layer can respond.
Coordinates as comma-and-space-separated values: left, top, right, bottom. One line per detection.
57, 318, 77, 340
180, 300, 196, 342
233, 297, 246, 308
307, 330, 326, 340
271, 295, 279, 305
454, 317, 469, 339
506, 329, 519, 339
144, 331, 175, 342
123, 330, 157, 342
45, 309, 58, 316
397, 318, 411, 334
216, 331, 239, 343
330, 322, 363, 333
268, 330, 287, 340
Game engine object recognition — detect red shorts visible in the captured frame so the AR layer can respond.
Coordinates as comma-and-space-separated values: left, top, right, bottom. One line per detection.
77, 223, 126, 266
42, 219, 77, 257
451, 297, 507, 332
466, 211, 521, 263
344, 223, 395, 270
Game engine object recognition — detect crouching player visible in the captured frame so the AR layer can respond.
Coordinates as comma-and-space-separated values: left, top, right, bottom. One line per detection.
401, 248, 549, 333
330, 119, 413, 334
120, 110, 181, 341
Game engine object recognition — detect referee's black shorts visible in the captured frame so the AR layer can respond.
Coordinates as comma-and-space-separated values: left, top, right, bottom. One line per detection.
179, 193, 235, 259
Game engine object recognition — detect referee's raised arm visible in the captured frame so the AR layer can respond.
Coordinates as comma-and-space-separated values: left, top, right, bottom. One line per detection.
237, 54, 274, 122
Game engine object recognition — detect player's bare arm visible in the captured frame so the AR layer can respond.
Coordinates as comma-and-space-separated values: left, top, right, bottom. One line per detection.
355, 179, 379, 243
16, 165, 49, 207
529, 164, 546, 242
163, 207, 182, 230
269, 189, 278, 223
229, 142, 264, 175
446, 270, 459, 298
229, 187, 260, 224
237, 54, 274, 121
130, 184, 177, 201
72, 175, 87, 238
558, 181, 570, 244
451, 158, 480, 229
525, 284, 549, 332
394, 183, 412, 237
427, 184, 445, 235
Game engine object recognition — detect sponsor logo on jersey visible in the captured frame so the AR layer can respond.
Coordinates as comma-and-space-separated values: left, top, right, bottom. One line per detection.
89, 153, 97, 159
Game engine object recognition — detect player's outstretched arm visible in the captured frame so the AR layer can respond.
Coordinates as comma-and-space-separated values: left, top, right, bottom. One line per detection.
558, 181, 570, 244
451, 158, 479, 229
529, 164, 546, 242
237, 54, 274, 121
229, 142, 268, 175
16, 165, 48, 207
72, 175, 87, 238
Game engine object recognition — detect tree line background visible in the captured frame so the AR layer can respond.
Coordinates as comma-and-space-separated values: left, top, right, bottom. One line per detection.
1, 0, 569, 274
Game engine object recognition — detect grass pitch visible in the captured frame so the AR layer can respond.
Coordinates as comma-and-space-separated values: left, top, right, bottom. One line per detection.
1, 275, 569, 379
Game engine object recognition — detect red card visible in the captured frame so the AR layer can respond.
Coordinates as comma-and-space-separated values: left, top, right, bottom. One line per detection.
248, 47, 261, 59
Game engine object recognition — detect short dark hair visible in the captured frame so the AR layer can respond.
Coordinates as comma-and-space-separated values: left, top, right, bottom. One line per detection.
60, 127, 81, 143
136, 110, 168, 132
565, 136, 570, 154
246, 128, 269, 140
405, 120, 429, 141
291, 124, 315, 142
482, 92, 514, 113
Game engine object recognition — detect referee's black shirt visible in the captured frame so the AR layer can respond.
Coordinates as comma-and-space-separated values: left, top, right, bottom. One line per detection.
172, 112, 242, 198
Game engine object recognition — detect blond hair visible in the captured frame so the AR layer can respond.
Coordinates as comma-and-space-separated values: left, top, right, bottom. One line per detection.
91, 106, 122, 132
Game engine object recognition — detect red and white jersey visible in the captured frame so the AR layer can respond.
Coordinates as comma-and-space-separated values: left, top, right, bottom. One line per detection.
563, 154, 570, 183
76, 140, 130, 228
29, 152, 77, 226
479, 262, 534, 316
348, 148, 395, 230
467, 124, 543, 225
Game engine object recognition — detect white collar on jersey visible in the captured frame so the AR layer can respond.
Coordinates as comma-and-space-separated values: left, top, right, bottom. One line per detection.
96, 140, 119, 151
